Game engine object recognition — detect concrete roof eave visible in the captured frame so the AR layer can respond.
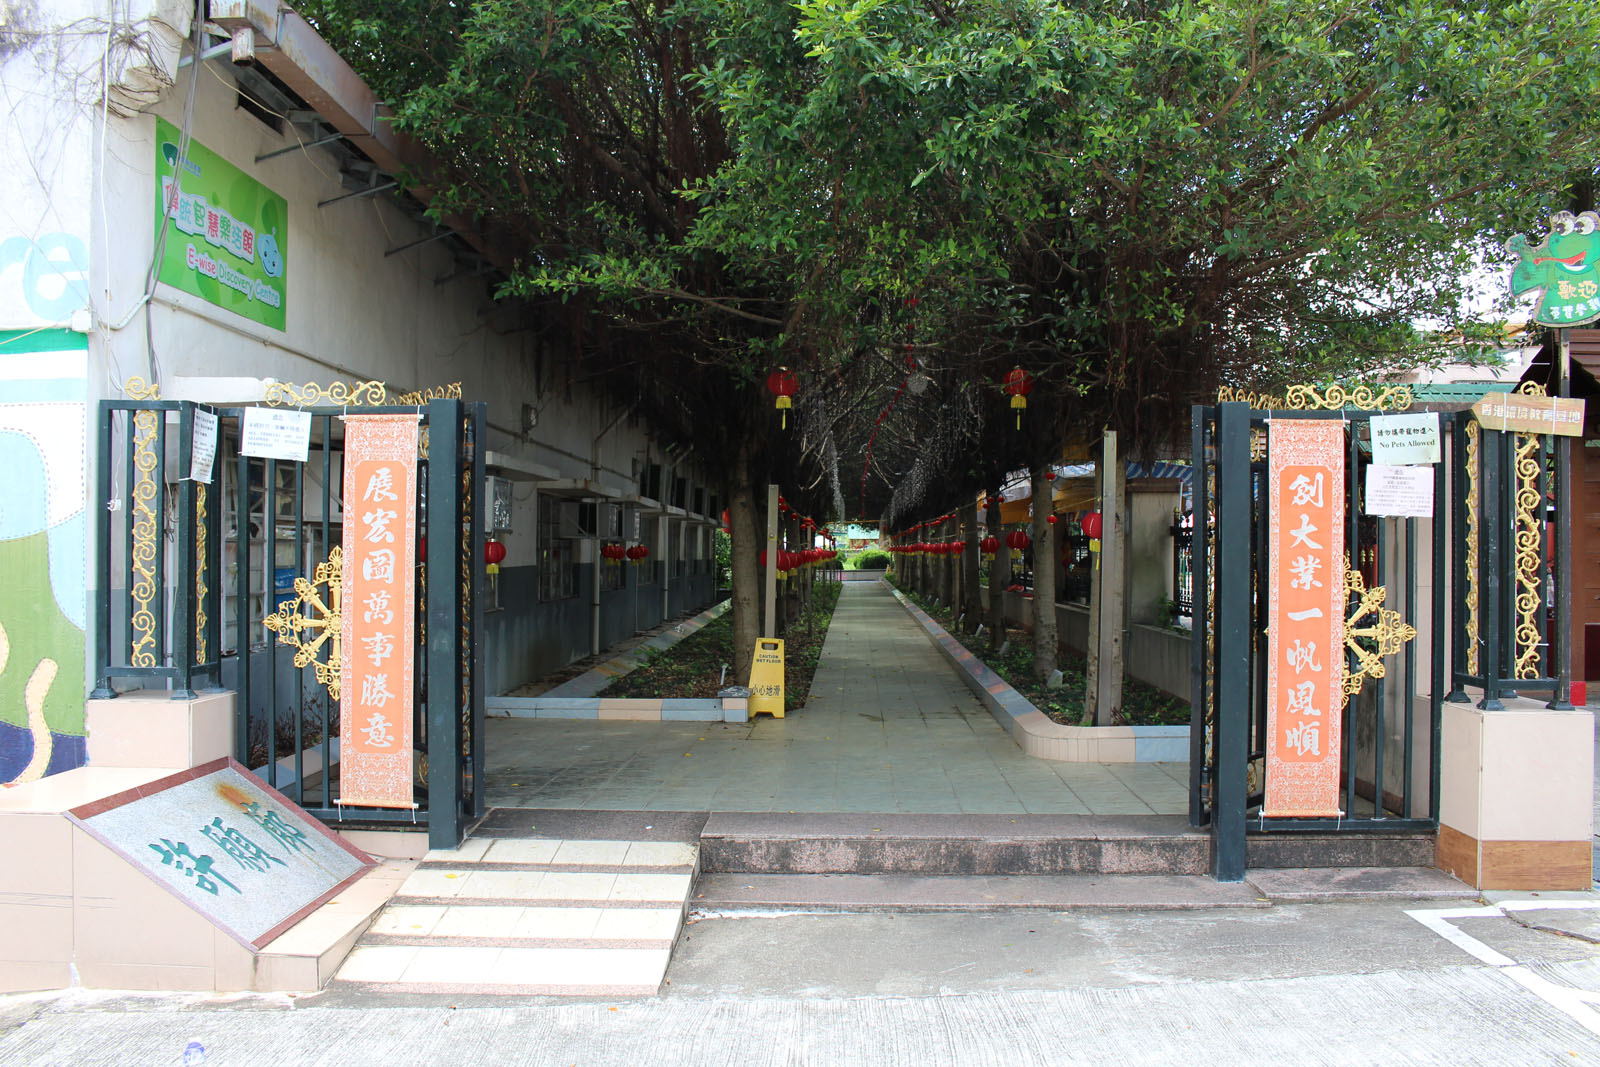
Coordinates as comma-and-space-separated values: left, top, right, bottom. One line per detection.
537, 478, 621, 500
209, 1, 511, 273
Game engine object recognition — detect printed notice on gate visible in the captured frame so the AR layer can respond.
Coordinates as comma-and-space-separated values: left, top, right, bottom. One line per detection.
1368, 412, 1440, 466
1365, 464, 1433, 518
190, 408, 218, 483
240, 407, 311, 462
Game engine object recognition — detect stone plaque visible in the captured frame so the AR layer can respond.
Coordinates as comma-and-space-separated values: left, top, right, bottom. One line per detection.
68, 757, 376, 950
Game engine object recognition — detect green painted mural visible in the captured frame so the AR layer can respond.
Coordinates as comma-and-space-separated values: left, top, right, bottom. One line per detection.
0, 329, 88, 784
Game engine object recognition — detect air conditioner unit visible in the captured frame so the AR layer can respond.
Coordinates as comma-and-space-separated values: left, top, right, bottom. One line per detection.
556, 500, 594, 539
486, 475, 513, 532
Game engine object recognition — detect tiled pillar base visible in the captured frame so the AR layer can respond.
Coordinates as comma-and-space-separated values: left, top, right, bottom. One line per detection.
85, 689, 235, 769
1436, 699, 1593, 890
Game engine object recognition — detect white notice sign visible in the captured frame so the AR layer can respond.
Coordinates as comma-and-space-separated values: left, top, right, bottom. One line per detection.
1365, 464, 1434, 518
190, 408, 218, 484
1369, 412, 1440, 466
240, 407, 311, 462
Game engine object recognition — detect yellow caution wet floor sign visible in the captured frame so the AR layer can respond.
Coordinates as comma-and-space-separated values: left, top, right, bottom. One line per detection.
748, 638, 785, 718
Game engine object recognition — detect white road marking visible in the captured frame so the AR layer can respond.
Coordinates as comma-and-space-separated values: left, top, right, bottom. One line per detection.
1408, 898, 1600, 1037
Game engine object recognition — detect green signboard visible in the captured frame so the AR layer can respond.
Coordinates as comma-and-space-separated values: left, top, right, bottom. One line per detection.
154, 118, 288, 331
1508, 210, 1600, 327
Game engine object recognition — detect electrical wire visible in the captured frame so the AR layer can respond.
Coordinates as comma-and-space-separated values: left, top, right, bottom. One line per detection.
133, 0, 207, 390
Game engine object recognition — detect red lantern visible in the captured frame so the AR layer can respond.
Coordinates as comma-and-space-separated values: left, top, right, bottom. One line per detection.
1080, 512, 1103, 540
980, 535, 999, 557
952, 540, 966, 553
767, 367, 798, 429
1047, 514, 1058, 525
720, 508, 731, 532
484, 538, 506, 576
627, 544, 649, 564
1044, 471, 1055, 481
1005, 529, 1031, 552
1002, 367, 1034, 430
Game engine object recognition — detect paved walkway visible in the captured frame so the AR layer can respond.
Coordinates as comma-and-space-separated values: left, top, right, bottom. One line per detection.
483, 581, 1188, 814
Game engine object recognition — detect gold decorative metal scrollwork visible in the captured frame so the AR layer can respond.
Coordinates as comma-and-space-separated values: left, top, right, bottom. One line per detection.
263, 548, 344, 699
264, 380, 388, 407
195, 484, 208, 665
129, 410, 160, 668
1217, 386, 1285, 409
1512, 429, 1545, 678
1342, 568, 1418, 703
392, 382, 462, 405
123, 376, 161, 400
1464, 421, 1480, 675
1215, 383, 1413, 412
1517, 380, 1549, 399
1250, 428, 1267, 461
1285, 383, 1414, 412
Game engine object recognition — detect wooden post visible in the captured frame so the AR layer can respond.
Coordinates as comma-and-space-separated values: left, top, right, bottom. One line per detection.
1089, 430, 1126, 726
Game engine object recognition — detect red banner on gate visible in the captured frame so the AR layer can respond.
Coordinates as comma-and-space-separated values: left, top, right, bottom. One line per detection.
1265, 419, 1346, 818
338, 415, 421, 809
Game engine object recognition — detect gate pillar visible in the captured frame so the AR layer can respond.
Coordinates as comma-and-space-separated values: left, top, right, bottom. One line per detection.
1212, 401, 1252, 881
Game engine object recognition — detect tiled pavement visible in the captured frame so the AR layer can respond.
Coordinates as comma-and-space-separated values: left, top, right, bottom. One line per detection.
484, 581, 1189, 815
332, 836, 697, 996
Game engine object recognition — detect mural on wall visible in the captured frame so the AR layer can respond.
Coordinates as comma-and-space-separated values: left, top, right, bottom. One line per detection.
0, 330, 88, 785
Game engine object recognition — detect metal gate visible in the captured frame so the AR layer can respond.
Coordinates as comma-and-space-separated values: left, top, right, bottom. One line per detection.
1190, 383, 1574, 880
91, 387, 486, 849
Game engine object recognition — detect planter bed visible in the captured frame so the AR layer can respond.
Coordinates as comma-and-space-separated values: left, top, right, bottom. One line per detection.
886, 583, 1188, 763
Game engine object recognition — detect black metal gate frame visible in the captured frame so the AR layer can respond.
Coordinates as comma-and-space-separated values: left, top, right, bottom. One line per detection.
1192, 400, 1454, 881
92, 397, 486, 850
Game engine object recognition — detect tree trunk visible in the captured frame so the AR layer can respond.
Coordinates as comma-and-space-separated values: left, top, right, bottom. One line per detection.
729, 447, 761, 682
985, 489, 1007, 651
939, 518, 953, 607
1031, 465, 1058, 680
961, 500, 981, 632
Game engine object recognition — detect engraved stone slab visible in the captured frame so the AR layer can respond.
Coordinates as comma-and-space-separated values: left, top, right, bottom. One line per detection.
68, 756, 376, 949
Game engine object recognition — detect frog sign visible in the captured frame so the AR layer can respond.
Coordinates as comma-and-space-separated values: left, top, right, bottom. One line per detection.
1507, 210, 1600, 327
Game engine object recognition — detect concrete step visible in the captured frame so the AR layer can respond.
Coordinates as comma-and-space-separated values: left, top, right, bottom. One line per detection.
330, 835, 699, 996
690, 872, 1268, 911
699, 812, 1211, 876
1246, 832, 1438, 870
1244, 866, 1476, 901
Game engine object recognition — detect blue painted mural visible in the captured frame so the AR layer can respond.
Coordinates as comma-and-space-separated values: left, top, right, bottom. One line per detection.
0, 329, 88, 785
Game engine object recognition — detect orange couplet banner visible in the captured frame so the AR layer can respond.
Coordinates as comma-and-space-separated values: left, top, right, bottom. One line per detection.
338, 415, 421, 809
1265, 419, 1346, 818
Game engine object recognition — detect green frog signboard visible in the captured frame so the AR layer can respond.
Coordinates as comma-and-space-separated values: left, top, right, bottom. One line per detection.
1508, 211, 1600, 327
154, 118, 288, 331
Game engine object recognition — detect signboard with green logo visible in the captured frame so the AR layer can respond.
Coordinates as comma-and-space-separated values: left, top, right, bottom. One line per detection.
1508, 211, 1600, 327
154, 118, 287, 331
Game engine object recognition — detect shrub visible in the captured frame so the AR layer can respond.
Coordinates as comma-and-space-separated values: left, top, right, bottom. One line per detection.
849, 547, 890, 570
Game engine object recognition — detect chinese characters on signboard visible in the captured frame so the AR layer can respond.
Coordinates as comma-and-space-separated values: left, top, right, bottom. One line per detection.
154, 118, 288, 331
68, 758, 374, 949
338, 415, 421, 808
1265, 420, 1347, 818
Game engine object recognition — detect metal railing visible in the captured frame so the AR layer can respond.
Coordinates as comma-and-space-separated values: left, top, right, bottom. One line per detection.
91, 396, 486, 849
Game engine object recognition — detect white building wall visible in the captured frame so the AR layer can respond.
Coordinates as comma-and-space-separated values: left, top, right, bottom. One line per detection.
1, 4, 720, 765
